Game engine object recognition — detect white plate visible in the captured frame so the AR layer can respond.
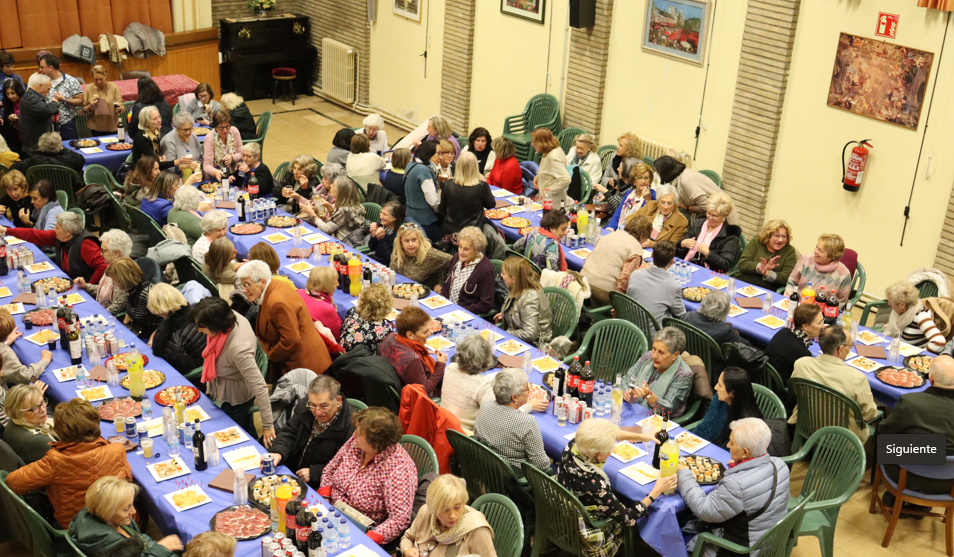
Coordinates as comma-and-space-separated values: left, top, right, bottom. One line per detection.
773, 298, 792, 311
532, 356, 562, 373
438, 310, 475, 323
701, 277, 730, 290
76, 385, 113, 402
610, 442, 647, 463
164, 486, 212, 512
496, 340, 531, 356
504, 205, 524, 214
735, 285, 764, 298
0, 287, 11, 298
619, 462, 659, 485
899, 342, 925, 357
80, 147, 103, 154
57, 293, 85, 305
302, 233, 331, 245
263, 233, 290, 244
420, 296, 452, 310
492, 189, 512, 198
563, 432, 576, 440
727, 305, 748, 318
571, 248, 592, 260
284, 261, 315, 274
425, 335, 455, 351
855, 330, 885, 346
223, 446, 261, 471
636, 415, 677, 433
480, 329, 505, 343
4, 236, 25, 245
24, 330, 58, 346
1, 303, 25, 315
212, 426, 250, 448
754, 315, 786, 330
147, 457, 191, 482
52, 365, 87, 382
675, 431, 711, 454
24, 262, 55, 274
846, 356, 881, 373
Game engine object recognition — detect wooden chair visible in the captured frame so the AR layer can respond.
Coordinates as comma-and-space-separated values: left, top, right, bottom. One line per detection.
871, 455, 954, 555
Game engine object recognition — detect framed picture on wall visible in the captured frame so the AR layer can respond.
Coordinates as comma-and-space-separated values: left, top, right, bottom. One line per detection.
827, 33, 934, 130
641, 0, 711, 66
393, 0, 422, 21
501, 0, 546, 24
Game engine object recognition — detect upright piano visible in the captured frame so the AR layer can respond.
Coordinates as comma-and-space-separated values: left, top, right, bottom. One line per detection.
219, 14, 318, 100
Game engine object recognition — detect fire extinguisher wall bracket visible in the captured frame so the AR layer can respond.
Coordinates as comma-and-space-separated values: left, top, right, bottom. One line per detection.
842, 139, 873, 192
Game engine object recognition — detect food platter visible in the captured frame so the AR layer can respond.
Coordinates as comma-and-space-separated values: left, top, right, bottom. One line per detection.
95, 397, 142, 421
77, 386, 113, 402
25, 307, 60, 324
735, 285, 763, 298
193, 127, 212, 137
70, 139, 100, 148
500, 217, 532, 229
619, 462, 658, 485
484, 208, 509, 220
875, 366, 926, 389
496, 339, 530, 356
754, 315, 786, 329
31, 277, 71, 293
393, 283, 429, 299
199, 183, 218, 194
210, 505, 271, 540
52, 365, 86, 382
155, 385, 201, 407
680, 455, 725, 485
105, 143, 133, 151
24, 329, 59, 345
106, 353, 149, 371
229, 222, 266, 235
532, 356, 561, 373
675, 431, 710, 454
249, 474, 309, 510
147, 457, 190, 482
682, 287, 711, 302
904, 355, 934, 375
610, 442, 647, 463
425, 336, 454, 351
120, 370, 166, 390
165, 486, 212, 512
317, 241, 344, 255
211, 426, 250, 448
267, 216, 298, 228
701, 277, 729, 289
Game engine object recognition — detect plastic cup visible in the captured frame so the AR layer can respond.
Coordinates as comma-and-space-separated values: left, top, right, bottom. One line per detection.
114, 417, 124, 433
141, 438, 153, 458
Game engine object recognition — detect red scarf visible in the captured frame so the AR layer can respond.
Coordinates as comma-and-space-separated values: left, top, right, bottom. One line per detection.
394, 334, 436, 376
537, 228, 568, 271
728, 455, 761, 468
201, 328, 232, 383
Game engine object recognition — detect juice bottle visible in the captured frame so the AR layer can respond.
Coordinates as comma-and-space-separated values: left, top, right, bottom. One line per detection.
348, 255, 362, 297
276, 481, 293, 535
659, 437, 680, 495
577, 208, 589, 238
127, 342, 146, 398
800, 281, 815, 306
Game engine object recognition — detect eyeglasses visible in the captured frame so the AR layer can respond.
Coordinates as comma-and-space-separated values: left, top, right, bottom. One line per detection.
27, 399, 47, 414
215, 124, 230, 130
771, 233, 789, 240
239, 281, 256, 291
306, 402, 336, 412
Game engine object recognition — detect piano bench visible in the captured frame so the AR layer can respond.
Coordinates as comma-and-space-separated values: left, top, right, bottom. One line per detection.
272, 68, 297, 104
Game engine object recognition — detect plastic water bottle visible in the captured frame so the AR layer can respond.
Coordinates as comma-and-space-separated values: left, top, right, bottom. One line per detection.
75, 363, 87, 388
727, 277, 736, 299
337, 519, 351, 549
184, 421, 194, 450
269, 199, 277, 218
168, 430, 180, 457
323, 522, 338, 553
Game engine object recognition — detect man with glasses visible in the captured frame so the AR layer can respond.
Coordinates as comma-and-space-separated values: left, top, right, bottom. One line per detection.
788, 325, 879, 443
263, 375, 355, 487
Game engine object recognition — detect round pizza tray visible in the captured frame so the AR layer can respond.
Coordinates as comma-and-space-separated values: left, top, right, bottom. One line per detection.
247, 474, 310, 511
229, 222, 266, 235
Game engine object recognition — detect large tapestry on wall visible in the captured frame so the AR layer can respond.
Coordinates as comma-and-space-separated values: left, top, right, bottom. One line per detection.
827, 33, 934, 131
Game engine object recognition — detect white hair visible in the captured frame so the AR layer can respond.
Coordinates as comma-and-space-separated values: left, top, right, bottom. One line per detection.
698, 290, 731, 322
100, 229, 133, 257
656, 183, 678, 201
362, 113, 384, 128
575, 418, 619, 461
28, 74, 51, 89
236, 260, 271, 283
492, 368, 528, 405
173, 185, 203, 211
220, 92, 244, 111
200, 210, 229, 234
455, 334, 494, 375
241, 142, 261, 158
172, 111, 194, 128
138, 106, 159, 132
37, 132, 63, 153
653, 326, 686, 353
56, 211, 84, 235
730, 418, 772, 457
321, 162, 346, 181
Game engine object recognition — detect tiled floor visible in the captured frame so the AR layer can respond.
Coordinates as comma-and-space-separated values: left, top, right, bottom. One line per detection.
244, 95, 407, 172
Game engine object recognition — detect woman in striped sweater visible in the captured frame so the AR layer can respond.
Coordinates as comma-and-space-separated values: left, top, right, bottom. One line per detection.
784, 234, 852, 309
883, 281, 947, 353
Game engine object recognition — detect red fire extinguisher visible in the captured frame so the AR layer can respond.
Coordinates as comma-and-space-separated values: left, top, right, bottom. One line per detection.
842, 139, 873, 192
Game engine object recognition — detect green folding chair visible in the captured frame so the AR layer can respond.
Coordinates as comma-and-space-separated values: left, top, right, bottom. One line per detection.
274, 161, 292, 185
56, 190, 69, 211
846, 261, 866, 311
347, 398, 368, 410
25, 165, 80, 208
84, 164, 124, 193
359, 376, 401, 414
662, 317, 724, 387
556, 127, 587, 156
563, 319, 646, 383
781, 427, 864, 557
505, 248, 541, 275
501, 94, 562, 162
699, 169, 722, 188
472, 494, 524, 557
753, 384, 786, 420
860, 279, 937, 331
400, 434, 439, 480
690, 495, 813, 557
100, 186, 132, 233
126, 206, 166, 246
788, 378, 883, 452
597, 145, 615, 176
446, 429, 528, 502
244, 111, 273, 158
73, 113, 92, 139
609, 290, 660, 340
362, 202, 381, 223
172, 256, 220, 296
0, 470, 88, 557
543, 286, 578, 339
643, 155, 655, 166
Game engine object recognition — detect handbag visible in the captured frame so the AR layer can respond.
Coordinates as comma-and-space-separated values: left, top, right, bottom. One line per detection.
682, 459, 780, 536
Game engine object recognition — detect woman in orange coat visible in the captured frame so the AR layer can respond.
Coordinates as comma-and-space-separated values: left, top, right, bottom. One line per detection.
6, 398, 131, 527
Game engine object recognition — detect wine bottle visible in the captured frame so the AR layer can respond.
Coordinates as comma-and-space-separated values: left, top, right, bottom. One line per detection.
193, 419, 207, 471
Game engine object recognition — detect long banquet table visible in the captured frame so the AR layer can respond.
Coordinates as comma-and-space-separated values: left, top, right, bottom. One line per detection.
1, 215, 388, 557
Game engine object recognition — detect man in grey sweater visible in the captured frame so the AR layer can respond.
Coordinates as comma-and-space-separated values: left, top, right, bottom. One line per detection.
626, 239, 685, 328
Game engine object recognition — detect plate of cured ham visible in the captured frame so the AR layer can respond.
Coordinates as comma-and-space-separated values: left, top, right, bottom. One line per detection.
210, 505, 271, 540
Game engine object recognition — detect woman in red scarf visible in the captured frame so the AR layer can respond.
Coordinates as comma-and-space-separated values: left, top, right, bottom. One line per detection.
377, 307, 447, 398
512, 209, 570, 271
191, 296, 276, 446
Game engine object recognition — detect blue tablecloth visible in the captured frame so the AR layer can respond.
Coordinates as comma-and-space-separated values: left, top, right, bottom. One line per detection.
63, 136, 130, 173
2, 220, 388, 557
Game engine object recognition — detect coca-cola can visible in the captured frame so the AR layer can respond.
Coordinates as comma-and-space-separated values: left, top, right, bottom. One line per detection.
284, 550, 294, 557
272, 551, 284, 557
281, 539, 294, 550
262, 539, 275, 557
552, 395, 564, 417
107, 333, 119, 356
568, 401, 580, 424
583, 407, 593, 420
272, 533, 286, 544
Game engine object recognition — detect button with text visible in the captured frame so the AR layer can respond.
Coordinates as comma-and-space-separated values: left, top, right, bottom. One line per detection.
878, 434, 946, 465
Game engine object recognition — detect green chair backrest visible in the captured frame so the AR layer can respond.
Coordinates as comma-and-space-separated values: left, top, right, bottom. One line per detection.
457, 136, 469, 150
724, 341, 788, 396
74, 113, 92, 139
446, 429, 524, 502
789, 426, 865, 529
788, 378, 867, 452
490, 259, 504, 282
472, 494, 524, 557
504, 249, 541, 275
172, 102, 180, 116
521, 462, 610, 557
127, 206, 165, 246
597, 145, 615, 175
567, 318, 647, 383
360, 376, 401, 414
25, 165, 79, 208
56, 190, 69, 211
172, 256, 220, 297
274, 161, 292, 185
362, 202, 382, 224
67, 207, 86, 228
699, 169, 722, 187
350, 174, 378, 202
847, 261, 866, 310
576, 165, 593, 204
609, 290, 660, 340
643, 155, 655, 166
400, 434, 439, 480
727, 234, 746, 276
692, 495, 812, 557
84, 164, 123, 193
556, 127, 586, 156
250, 111, 273, 157
525, 94, 562, 136
0, 469, 88, 557
347, 398, 368, 410
917, 280, 939, 298
662, 317, 724, 386
753, 384, 786, 420
255, 341, 268, 377
543, 286, 578, 339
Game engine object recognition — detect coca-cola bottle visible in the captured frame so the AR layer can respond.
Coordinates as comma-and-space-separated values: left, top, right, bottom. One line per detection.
335, 253, 350, 292
566, 356, 582, 399
578, 361, 595, 406
815, 286, 829, 315
825, 289, 840, 325
248, 172, 260, 200
569, 208, 579, 235
285, 497, 302, 542
295, 508, 315, 551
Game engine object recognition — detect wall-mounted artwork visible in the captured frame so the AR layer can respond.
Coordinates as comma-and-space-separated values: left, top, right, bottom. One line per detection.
393, 0, 421, 21
827, 33, 934, 130
501, 0, 546, 24
642, 0, 711, 66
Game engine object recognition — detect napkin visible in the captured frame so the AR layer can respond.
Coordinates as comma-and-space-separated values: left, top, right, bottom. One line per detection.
391, 298, 411, 309
88, 365, 108, 382
855, 344, 887, 360
287, 248, 314, 259
214, 201, 236, 209
208, 469, 255, 493
497, 354, 526, 368
12, 293, 36, 305
734, 297, 763, 309
495, 199, 511, 209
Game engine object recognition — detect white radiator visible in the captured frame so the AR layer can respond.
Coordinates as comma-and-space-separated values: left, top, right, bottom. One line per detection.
321, 38, 356, 104
637, 135, 693, 168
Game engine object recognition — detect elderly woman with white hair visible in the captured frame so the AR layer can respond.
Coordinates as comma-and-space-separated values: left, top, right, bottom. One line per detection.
557, 418, 676, 557
884, 281, 947, 353
70, 476, 183, 556
568, 132, 603, 187
220, 92, 257, 140
439, 226, 495, 314
679, 418, 790, 557
358, 113, 389, 154
632, 183, 689, 248
622, 326, 694, 418
133, 105, 193, 171
11, 131, 85, 175
72, 229, 132, 313
675, 191, 741, 273
683, 289, 750, 346
317, 162, 346, 203
3, 384, 55, 464
168, 184, 207, 245
474, 368, 551, 473
160, 111, 203, 172
237, 142, 275, 197
0, 211, 107, 283
400, 475, 496, 557
192, 209, 230, 266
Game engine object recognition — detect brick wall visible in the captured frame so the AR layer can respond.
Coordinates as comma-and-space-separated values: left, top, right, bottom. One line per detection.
563, 0, 615, 140
211, 0, 255, 29
440, 0, 476, 133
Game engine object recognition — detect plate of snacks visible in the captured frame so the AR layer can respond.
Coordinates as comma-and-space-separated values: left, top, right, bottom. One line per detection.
106, 142, 133, 151
25, 329, 59, 346
754, 315, 785, 329
193, 127, 212, 137
735, 285, 763, 297
484, 208, 510, 220
0, 303, 24, 315
904, 355, 934, 374
727, 305, 748, 318
210, 505, 270, 540
56, 293, 85, 305
229, 222, 265, 235
199, 183, 218, 194
620, 462, 659, 485
680, 455, 725, 485
212, 426, 249, 448
393, 283, 430, 299
317, 241, 344, 255
70, 138, 100, 148
571, 248, 592, 259
426, 336, 455, 351
846, 356, 881, 373
773, 298, 792, 312
682, 287, 711, 302
675, 431, 710, 454
420, 296, 452, 310
481, 329, 504, 343
496, 339, 531, 356
267, 216, 298, 228
0, 287, 10, 298
165, 486, 211, 512
532, 356, 561, 373
223, 446, 261, 470
263, 233, 290, 244
855, 330, 885, 345
96, 398, 142, 421
285, 261, 315, 274
77, 385, 113, 402
875, 366, 925, 389
106, 353, 149, 370
249, 474, 309, 510
52, 365, 87, 382
501, 216, 532, 229
610, 442, 647, 463
637, 414, 677, 432
701, 277, 729, 289
519, 226, 534, 236
147, 457, 190, 482
24, 262, 56, 274
438, 310, 475, 323
155, 385, 201, 406
504, 205, 525, 214
25, 308, 57, 326
120, 370, 166, 390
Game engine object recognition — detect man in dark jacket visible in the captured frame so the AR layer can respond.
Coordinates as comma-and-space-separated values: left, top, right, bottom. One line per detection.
265, 375, 355, 488
19, 74, 58, 154
11, 131, 86, 178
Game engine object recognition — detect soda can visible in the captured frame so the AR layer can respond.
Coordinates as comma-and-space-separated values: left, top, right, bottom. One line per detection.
284, 551, 294, 557
282, 539, 294, 549
261, 539, 274, 557
137, 423, 148, 439
261, 453, 276, 475
552, 395, 564, 417
568, 401, 580, 424
107, 333, 119, 356
272, 551, 284, 557
272, 533, 286, 544
583, 407, 593, 420
95, 335, 107, 358
125, 417, 137, 438
178, 423, 187, 446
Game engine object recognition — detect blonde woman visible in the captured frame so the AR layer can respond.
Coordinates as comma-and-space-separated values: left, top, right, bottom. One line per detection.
675, 191, 742, 273
340, 283, 395, 354
299, 266, 342, 339
607, 161, 654, 230
495, 257, 553, 347
736, 219, 798, 290
203, 237, 243, 298
80, 65, 122, 135
532, 128, 570, 207
391, 222, 452, 288
784, 233, 852, 309
3, 384, 55, 464
141, 170, 200, 226
184, 532, 236, 557
70, 476, 182, 556
421, 114, 460, 158
383, 148, 411, 202
438, 152, 494, 235
0, 169, 30, 227
147, 283, 206, 374
305, 177, 366, 242
219, 92, 256, 140
601, 132, 641, 187
133, 106, 189, 171
400, 475, 496, 557
569, 132, 603, 188
436, 139, 456, 183
884, 281, 946, 353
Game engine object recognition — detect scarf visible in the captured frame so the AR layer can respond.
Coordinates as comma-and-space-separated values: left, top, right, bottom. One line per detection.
201, 328, 232, 383
472, 145, 490, 174
649, 206, 672, 240
12, 417, 58, 442
430, 508, 490, 547
144, 129, 160, 156
95, 275, 116, 307
308, 290, 338, 311
793, 327, 814, 348
684, 219, 724, 262
885, 302, 920, 337
728, 455, 761, 469
811, 258, 841, 275
570, 442, 611, 482
692, 397, 729, 445
537, 228, 568, 271
395, 334, 436, 376
619, 189, 647, 228
213, 129, 236, 169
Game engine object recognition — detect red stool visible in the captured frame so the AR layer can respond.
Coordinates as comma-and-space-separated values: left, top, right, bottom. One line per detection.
272, 67, 297, 104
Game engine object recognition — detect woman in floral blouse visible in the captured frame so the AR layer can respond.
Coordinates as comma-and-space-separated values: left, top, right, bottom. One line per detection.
512, 209, 570, 271
557, 418, 676, 557
340, 284, 394, 355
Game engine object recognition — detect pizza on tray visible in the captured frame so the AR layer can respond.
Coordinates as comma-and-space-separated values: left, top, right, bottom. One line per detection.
501, 217, 532, 229
484, 208, 509, 220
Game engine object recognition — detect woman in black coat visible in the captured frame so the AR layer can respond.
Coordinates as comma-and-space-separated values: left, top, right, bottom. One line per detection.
766, 303, 824, 408
125, 278, 162, 339
128, 77, 173, 140
368, 201, 403, 266
147, 284, 207, 375
675, 192, 740, 272
221, 93, 257, 141
437, 152, 495, 236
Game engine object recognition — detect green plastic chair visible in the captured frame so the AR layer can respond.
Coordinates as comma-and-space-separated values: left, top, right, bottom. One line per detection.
543, 286, 578, 339
0, 470, 89, 557
859, 279, 937, 330
788, 378, 883, 452
727, 235, 747, 276
846, 261, 865, 311
172, 256, 220, 297
699, 169, 722, 188
491, 259, 504, 281
597, 145, 615, 176
25, 165, 80, 208
753, 384, 786, 420
362, 202, 382, 224
126, 206, 166, 246
556, 127, 587, 156
67, 207, 86, 228
347, 398, 368, 410
505, 248, 542, 275
73, 113, 92, 139
691, 495, 813, 557
274, 161, 292, 185
643, 155, 655, 166
359, 376, 401, 414
662, 317, 724, 386
571, 165, 594, 204
244, 111, 273, 158
350, 174, 377, 202
782, 426, 865, 557
564, 319, 646, 383
172, 102, 180, 117
473, 494, 524, 557
446, 429, 529, 502
522, 462, 636, 557
56, 190, 69, 211
501, 94, 562, 161
609, 291, 660, 340
400, 434, 439, 480
84, 164, 124, 193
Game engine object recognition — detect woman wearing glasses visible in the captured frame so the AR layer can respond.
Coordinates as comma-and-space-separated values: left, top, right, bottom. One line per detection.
735, 219, 797, 291
3, 384, 55, 464
391, 222, 452, 289
674, 192, 742, 274
0, 308, 51, 427
202, 111, 243, 182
